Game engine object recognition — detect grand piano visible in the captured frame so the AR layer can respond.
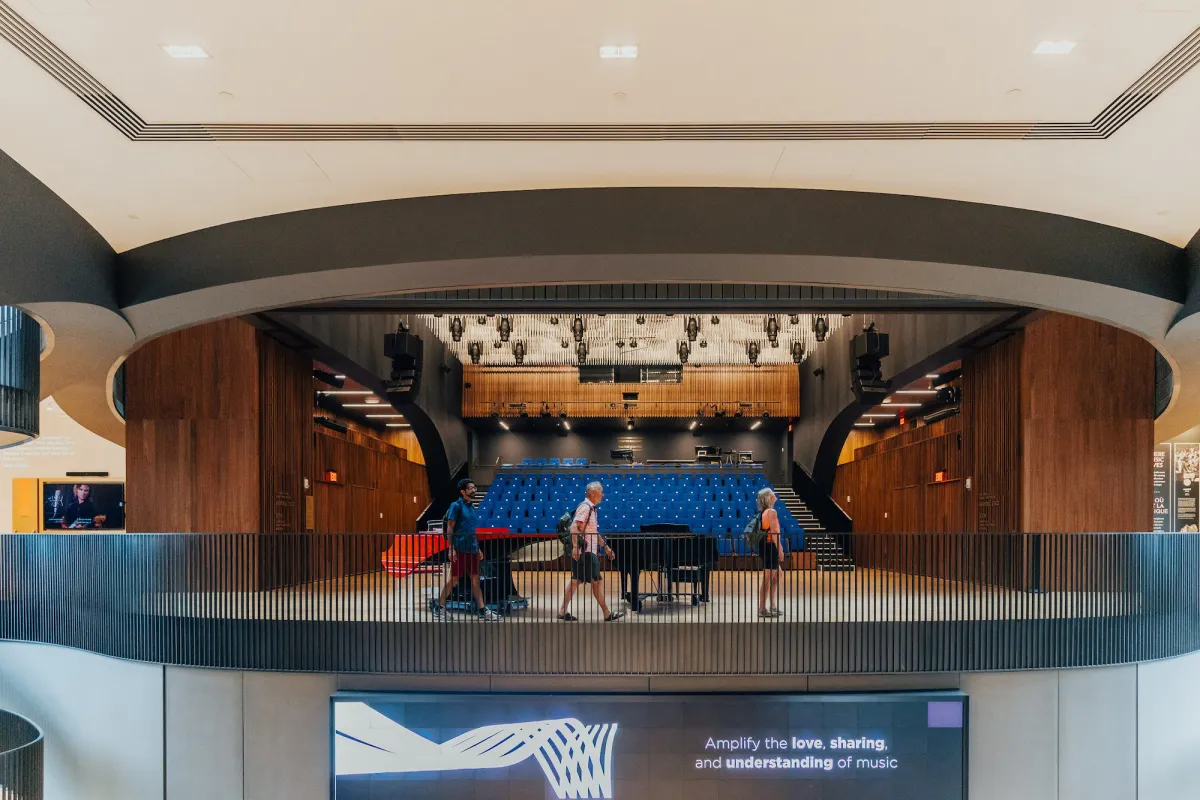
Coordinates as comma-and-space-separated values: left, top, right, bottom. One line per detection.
384, 526, 720, 615
607, 525, 720, 612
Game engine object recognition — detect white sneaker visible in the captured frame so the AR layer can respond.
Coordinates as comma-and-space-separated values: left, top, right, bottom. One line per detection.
480, 608, 502, 621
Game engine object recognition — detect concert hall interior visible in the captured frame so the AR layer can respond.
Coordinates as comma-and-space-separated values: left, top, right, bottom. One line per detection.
7, 4, 1200, 798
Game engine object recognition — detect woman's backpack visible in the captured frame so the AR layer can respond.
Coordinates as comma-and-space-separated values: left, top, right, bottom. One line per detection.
744, 511, 767, 548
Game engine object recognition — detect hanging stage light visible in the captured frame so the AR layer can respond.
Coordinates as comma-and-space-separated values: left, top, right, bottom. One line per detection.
571, 316, 586, 342
636, 315, 646, 325
791, 340, 805, 364
747, 341, 761, 366
476, 316, 486, 325
467, 342, 483, 364
512, 341, 526, 364
711, 315, 720, 325
685, 317, 700, 342
550, 316, 560, 325
576, 341, 589, 364
678, 341, 691, 364
789, 314, 799, 325
765, 316, 780, 347
497, 316, 512, 342
449, 316, 464, 342
812, 316, 829, 342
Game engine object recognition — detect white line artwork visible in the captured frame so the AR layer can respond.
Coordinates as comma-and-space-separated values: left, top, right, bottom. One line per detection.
335, 702, 619, 799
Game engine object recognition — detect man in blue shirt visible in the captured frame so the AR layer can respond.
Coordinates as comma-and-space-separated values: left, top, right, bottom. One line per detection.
430, 479, 500, 620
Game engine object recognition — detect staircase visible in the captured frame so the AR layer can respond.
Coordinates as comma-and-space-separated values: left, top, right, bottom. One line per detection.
774, 487, 855, 572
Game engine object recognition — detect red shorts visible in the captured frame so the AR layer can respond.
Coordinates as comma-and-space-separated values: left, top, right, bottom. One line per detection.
451, 551, 481, 579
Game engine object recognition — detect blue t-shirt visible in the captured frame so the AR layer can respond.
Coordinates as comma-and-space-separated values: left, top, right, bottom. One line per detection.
445, 499, 479, 554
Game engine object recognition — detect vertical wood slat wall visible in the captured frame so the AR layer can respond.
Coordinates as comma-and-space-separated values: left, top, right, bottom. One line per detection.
462, 365, 800, 418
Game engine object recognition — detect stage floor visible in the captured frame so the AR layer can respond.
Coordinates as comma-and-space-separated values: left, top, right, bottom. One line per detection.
152, 566, 1133, 624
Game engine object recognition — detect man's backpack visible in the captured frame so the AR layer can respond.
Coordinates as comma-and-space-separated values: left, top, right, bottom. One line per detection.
556, 504, 594, 557
744, 510, 767, 549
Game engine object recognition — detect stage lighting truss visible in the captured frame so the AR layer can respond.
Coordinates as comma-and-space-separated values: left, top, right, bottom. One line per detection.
419, 313, 841, 367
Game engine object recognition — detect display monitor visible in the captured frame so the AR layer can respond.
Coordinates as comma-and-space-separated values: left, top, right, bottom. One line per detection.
42, 481, 125, 530
332, 691, 967, 800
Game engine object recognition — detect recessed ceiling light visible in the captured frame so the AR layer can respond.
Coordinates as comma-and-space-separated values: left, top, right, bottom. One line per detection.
1033, 40, 1076, 55
162, 44, 210, 59
600, 45, 638, 59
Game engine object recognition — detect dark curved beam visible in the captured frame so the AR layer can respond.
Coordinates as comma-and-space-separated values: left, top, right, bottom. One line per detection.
117, 188, 1186, 308
0, 150, 117, 309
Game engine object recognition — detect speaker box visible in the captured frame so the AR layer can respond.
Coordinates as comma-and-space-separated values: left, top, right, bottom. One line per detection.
384, 331, 424, 398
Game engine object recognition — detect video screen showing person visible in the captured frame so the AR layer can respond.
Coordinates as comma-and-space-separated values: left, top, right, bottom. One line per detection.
43, 482, 125, 531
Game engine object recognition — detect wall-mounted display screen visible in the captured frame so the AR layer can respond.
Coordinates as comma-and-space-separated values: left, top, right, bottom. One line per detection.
42, 481, 125, 530
332, 692, 967, 800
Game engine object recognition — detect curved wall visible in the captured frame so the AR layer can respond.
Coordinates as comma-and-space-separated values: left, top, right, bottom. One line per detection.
1, 641, 1197, 800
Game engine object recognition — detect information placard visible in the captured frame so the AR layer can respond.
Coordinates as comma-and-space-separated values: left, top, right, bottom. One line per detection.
332, 692, 967, 800
1176, 444, 1200, 532
1154, 444, 1173, 532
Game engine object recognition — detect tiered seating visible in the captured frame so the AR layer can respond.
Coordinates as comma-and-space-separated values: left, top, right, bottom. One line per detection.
475, 468, 804, 556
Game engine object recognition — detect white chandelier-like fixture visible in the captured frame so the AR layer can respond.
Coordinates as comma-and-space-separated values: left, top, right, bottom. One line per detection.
419, 313, 842, 367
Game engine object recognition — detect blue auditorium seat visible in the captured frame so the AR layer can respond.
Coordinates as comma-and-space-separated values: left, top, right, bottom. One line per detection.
562, 458, 575, 466
549, 458, 561, 466
520, 458, 533, 466
534, 458, 548, 466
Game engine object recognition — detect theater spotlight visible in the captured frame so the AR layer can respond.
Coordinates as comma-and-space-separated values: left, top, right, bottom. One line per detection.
449, 317, 464, 342
571, 316, 586, 342
467, 342, 483, 364
636, 315, 646, 325
629, 339, 638, 349
476, 316, 486, 325
711, 315, 720, 325
576, 341, 589, 364
685, 317, 700, 342
512, 341, 526, 364
561, 339, 569, 349
747, 341, 761, 366
790, 341, 805, 364
765, 317, 780, 347
497, 316, 512, 342
789, 314, 800, 325
678, 341, 691, 364
550, 316, 560, 325
627, 418, 634, 430
812, 316, 829, 342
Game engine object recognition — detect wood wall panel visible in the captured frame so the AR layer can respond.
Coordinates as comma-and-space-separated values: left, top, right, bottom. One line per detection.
463, 365, 800, 418
126, 319, 261, 534
962, 332, 1023, 535
1021, 314, 1154, 534
259, 333, 312, 535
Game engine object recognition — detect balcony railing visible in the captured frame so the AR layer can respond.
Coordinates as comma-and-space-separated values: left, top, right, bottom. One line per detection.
0, 709, 43, 800
0, 532, 1197, 675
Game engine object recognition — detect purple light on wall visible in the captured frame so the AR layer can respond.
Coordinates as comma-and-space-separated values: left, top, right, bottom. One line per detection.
927, 701, 964, 729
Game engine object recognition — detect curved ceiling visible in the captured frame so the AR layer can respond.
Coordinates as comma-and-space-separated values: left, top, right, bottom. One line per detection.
2, 1, 1200, 250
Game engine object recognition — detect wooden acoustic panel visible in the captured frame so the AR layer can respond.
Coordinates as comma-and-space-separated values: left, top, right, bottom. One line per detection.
462, 365, 799, 418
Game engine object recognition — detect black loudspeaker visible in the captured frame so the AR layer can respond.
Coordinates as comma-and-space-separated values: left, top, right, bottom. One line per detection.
384, 331, 424, 399
850, 326, 891, 402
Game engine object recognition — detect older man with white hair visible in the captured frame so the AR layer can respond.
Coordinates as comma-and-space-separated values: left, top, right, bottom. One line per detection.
557, 481, 624, 622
